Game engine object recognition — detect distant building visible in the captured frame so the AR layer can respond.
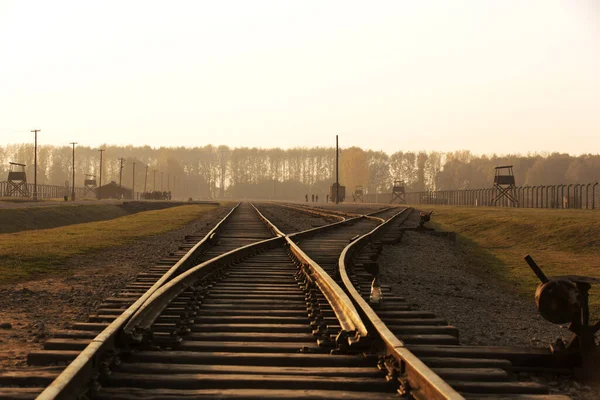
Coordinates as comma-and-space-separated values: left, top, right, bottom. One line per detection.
94, 181, 133, 199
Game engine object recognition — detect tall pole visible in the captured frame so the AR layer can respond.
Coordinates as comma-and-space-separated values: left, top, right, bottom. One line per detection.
118, 157, 124, 187
153, 170, 157, 191
144, 165, 148, 193
31, 129, 40, 200
98, 149, 105, 199
167, 173, 170, 191
70, 142, 77, 201
336, 134, 339, 204
132, 161, 136, 200
161, 172, 164, 191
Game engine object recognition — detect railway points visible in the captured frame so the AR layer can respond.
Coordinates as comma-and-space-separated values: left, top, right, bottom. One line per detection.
0, 201, 584, 399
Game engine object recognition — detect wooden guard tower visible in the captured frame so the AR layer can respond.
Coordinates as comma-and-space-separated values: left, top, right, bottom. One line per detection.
84, 174, 97, 197
390, 179, 406, 204
352, 186, 364, 202
492, 165, 519, 206
5, 162, 29, 197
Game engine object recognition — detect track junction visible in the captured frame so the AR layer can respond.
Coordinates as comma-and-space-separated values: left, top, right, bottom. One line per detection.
0, 202, 572, 399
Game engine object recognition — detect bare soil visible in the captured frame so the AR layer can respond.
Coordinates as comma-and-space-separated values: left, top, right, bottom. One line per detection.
0, 204, 230, 371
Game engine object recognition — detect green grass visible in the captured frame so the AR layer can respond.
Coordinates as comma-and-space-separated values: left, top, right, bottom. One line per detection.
0, 204, 217, 284
414, 205, 600, 317
0, 205, 131, 233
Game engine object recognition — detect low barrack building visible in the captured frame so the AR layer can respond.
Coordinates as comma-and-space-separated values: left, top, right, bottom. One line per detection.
94, 181, 133, 199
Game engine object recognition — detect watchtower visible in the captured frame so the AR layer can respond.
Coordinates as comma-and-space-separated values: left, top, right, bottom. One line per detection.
390, 180, 406, 204
352, 186, 364, 202
84, 174, 97, 197
492, 166, 519, 206
4, 162, 29, 197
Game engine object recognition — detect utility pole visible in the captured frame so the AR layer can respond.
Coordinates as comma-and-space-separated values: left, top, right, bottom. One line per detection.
70, 142, 77, 201
153, 169, 157, 191
98, 149, 105, 199
336, 134, 339, 204
161, 172, 163, 191
118, 157, 124, 187
167, 173, 170, 191
132, 161, 136, 200
144, 165, 148, 193
31, 129, 40, 200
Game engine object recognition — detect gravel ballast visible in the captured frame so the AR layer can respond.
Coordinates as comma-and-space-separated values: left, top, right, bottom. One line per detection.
376, 210, 600, 399
0, 204, 231, 370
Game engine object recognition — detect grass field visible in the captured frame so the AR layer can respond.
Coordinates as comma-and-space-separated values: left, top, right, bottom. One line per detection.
0, 204, 218, 284
0, 204, 131, 233
414, 205, 600, 316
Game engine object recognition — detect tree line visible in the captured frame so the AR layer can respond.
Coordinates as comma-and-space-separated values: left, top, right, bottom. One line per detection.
1, 144, 599, 200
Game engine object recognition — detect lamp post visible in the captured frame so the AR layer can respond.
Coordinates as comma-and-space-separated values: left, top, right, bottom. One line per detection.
118, 157, 124, 187
153, 170, 157, 191
31, 129, 40, 200
70, 142, 77, 200
144, 165, 148, 193
98, 149, 105, 199
335, 134, 339, 204
132, 161, 136, 200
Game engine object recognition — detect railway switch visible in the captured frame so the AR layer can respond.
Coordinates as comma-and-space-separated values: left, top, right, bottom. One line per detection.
418, 211, 434, 229
525, 255, 600, 370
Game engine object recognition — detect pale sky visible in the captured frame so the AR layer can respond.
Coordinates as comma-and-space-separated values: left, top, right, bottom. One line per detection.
0, 0, 598, 155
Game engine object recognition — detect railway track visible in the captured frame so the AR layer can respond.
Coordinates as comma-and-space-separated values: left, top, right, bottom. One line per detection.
338, 208, 572, 399
0, 201, 571, 399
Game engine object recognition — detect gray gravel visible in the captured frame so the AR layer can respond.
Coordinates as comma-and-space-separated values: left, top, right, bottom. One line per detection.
376, 211, 600, 399
255, 203, 333, 234
378, 231, 567, 347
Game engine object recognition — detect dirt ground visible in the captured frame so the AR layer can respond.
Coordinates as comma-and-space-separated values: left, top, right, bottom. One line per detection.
377, 209, 599, 399
0, 204, 230, 371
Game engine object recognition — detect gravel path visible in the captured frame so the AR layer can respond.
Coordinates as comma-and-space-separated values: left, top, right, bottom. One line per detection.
0, 204, 231, 370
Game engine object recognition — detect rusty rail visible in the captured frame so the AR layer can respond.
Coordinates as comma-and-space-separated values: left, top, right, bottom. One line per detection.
36, 203, 241, 400
338, 208, 464, 400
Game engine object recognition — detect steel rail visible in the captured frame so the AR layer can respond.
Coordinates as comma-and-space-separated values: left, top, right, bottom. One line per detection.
338, 208, 464, 400
250, 203, 286, 237
286, 236, 369, 340
126, 205, 370, 348
37, 202, 242, 400
292, 203, 364, 219
123, 235, 286, 337
294, 202, 390, 223
256, 203, 374, 341
37, 202, 390, 399
269, 201, 347, 221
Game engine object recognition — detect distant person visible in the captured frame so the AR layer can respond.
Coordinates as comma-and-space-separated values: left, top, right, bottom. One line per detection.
305, 194, 308, 202
326, 194, 329, 203
311, 194, 314, 202
316, 195, 319, 202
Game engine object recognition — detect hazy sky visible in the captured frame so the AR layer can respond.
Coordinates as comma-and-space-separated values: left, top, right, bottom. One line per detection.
0, 0, 598, 155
